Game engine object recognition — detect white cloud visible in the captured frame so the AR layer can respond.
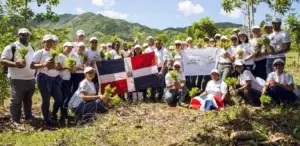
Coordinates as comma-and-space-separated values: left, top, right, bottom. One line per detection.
91, 0, 115, 9
76, 8, 86, 14
220, 8, 242, 19
177, 0, 204, 16
98, 10, 129, 20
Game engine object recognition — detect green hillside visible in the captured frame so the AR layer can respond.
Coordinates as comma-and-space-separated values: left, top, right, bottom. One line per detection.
164, 22, 243, 32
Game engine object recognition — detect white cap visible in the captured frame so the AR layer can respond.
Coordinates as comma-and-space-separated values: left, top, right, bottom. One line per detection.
211, 69, 220, 74
77, 42, 85, 47
43, 35, 54, 41
169, 45, 175, 50
273, 58, 285, 65
76, 30, 85, 36
186, 37, 193, 42
84, 67, 95, 74
100, 43, 107, 47
107, 43, 112, 47
238, 31, 247, 36
220, 36, 228, 40
146, 36, 154, 41
182, 41, 188, 45
142, 43, 148, 48
18, 28, 31, 35
272, 17, 282, 23
52, 35, 59, 41
215, 34, 221, 37
264, 23, 272, 28
175, 40, 181, 44
233, 28, 240, 32
251, 25, 260, 31
89, 37, 98, 42
63, 42, 73, 47
173, 61, 181, 67
209, 38, 215, 42
134, 45, 142, 49
234, 60, 245, 66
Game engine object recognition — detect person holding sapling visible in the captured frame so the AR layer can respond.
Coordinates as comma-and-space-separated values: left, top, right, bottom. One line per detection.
217, 35, 237, 80
30, 35, 63, 127
55, 42, 75, 125
250, 25, 268, 80
164, 61, 188, 107
190, 69, 228, 111
71, 30, 85, 54
109, 41, 122, 59
234, 60, 262, 106
0, 28, 36, 125
70, 42, 87, 94
68, 67, 108, 120
261, 59, 299, 104
86, 37, 101, 66
234, 31, 255, 72
266, 18, 291, 75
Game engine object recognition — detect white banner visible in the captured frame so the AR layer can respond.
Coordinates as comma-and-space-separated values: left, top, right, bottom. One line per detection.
182, 48, 220, 76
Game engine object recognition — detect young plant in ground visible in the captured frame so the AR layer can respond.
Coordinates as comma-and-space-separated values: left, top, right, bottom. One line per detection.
111, 94, 121, 105
260, 94, 272, 105
104, 84, 116, 98
189, 87, 200, 98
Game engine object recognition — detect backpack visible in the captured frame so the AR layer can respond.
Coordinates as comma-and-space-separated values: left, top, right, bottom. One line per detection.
2, 43, 35, 74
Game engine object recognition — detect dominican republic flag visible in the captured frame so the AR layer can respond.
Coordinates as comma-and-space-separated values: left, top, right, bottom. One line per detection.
95, 52, 160, 94
190, 94, 224, 111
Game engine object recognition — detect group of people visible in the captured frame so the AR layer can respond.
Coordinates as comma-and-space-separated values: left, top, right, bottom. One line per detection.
0, 17, 299, 128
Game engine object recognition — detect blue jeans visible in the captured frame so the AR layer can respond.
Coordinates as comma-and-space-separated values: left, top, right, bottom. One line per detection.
266, 57, 286, 75
205, 100, 217, 111
37, 73, 63, 122
74, 99, 108, 120
267, 86, 298, 104
60, 80, 72, 121
150, 68, 165, 101
165, 87, 188, 107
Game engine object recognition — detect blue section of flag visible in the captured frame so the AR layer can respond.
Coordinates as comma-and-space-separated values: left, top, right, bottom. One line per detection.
96, 58, 125, 76
134, 74, 161, 91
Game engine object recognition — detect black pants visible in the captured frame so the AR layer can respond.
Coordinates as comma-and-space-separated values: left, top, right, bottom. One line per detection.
60, 80, 72, 121
253, 59, 267, 80
197, 75, 211, 91
150, 67, 165, 101
238, 87, 261, 106
70, 73, 85, 94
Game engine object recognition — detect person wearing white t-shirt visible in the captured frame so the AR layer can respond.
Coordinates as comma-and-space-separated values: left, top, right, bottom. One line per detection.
86, 37, 101, 66
235, 60, 262, 106
250, 25, 267, 80
185, 37, 198, 90
30, 35, 63, 127
194, 69, 228, 111
120, 42, 131, 58
70, 42, 86, 94
144, 36, 156, 53
109, 41, 122, 59
0, 28, 36, 124
72, 30, 85, 54
262, 59, 298, 104
217, 35, 237, 80
266, 18, 291, 75
68, 67, 108, 119
55, 42, 74, 125
52, 35, 59, 49
165, 61, 188, 107
234, 31, 255, 72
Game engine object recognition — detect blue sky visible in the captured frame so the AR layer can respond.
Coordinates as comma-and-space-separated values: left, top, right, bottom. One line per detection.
29, 0, 300, 30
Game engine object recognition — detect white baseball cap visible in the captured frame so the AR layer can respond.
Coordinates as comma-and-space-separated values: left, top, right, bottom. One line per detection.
186, 37, 193, 42
63, 42, 73, 47
175, 40, 182, 44
173, 61, 181, 67
220, 36, 228, 40
233, 28, 240, 32
215, 34, 221, 37
234, 60, 245, 66
77, 42, 85, 47
89, 37, 98, 42
272, 17, 282, 23
18, 28, 31, 35
264, 23, 272, 28
134, 44, 142, 49
209, 38, 215, 42
273, 58, 285, 66
238, 31, 248, 36
146, 36, 154, 41
107, 43, 112, 47
52, 35, 59, 41
251, 25, 260, 31
84, 66, 95, 74
43, 35, 54, 41
100, 43, 107, 47
211, 69, 220, 74
76, 30, 85, 36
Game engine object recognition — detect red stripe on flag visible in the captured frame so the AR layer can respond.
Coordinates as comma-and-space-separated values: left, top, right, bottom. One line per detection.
131, 52, 156, 70
100, 79, 128, 94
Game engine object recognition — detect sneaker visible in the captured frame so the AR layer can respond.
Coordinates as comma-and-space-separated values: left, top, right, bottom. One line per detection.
179, 102, 189, 108
44, 121, 57, 128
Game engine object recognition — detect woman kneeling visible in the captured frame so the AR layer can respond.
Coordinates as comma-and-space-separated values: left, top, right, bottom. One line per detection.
68, 67, 108, 120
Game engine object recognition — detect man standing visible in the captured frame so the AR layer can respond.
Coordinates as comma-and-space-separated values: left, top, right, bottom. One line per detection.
266, 18, 291, 75
264, 23, 273, 36
144, 36, 156, 53
1, 28, 36, 125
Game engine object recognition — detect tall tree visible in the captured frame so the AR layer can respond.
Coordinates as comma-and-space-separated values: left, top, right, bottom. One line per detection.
185, 17, 217, 39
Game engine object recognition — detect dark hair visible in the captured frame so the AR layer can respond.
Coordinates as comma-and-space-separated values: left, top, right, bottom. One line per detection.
238, 34, 249, 44
133, 48, 142, 56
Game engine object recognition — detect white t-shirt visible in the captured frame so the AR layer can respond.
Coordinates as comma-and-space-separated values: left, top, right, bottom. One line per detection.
121, 49, 131, 57
205, 80, 228, 98
268, 31, 290, 59
165, 71, 186, 85
238, 70, 263, 91
154, 47, 169, 68
55, 53, 71, 80
1, 41, 35, 80
109, 49, 122, 59
71, 53, 84, 74
250, 38, 267, 61
68, 79, 96, 108
86, 49, 101, 65
144, 46, 156, 53
267, 71, 299, 96
234, 43, 254, 65
218, 47, 234, 63
32, 49, 59, 77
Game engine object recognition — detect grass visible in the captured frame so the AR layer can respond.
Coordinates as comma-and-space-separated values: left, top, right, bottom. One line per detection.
0, 52, 300, 146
